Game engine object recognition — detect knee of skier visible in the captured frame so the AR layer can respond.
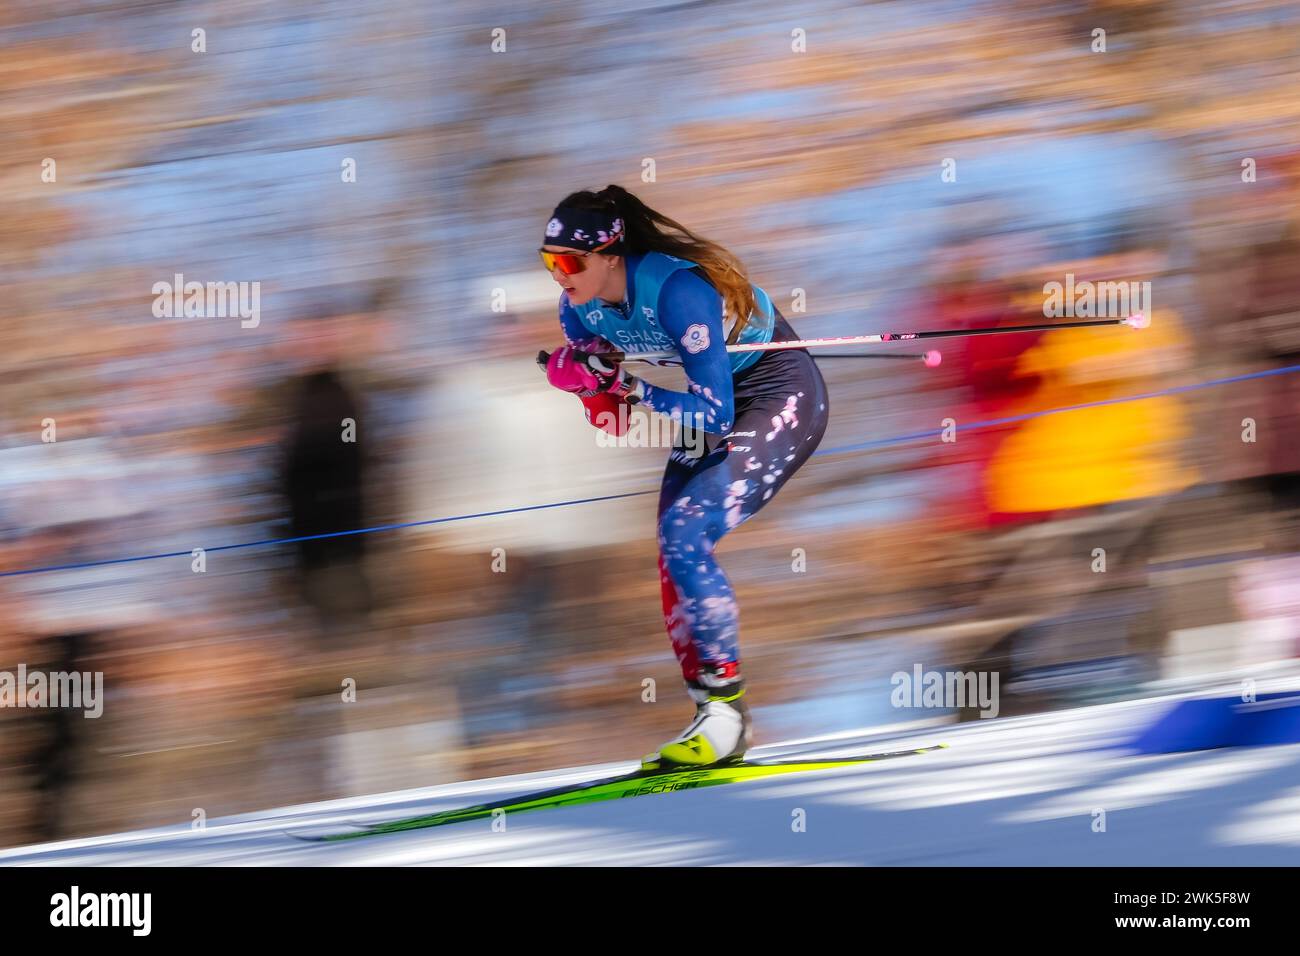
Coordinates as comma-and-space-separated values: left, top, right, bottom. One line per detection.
657, 504, 708, 569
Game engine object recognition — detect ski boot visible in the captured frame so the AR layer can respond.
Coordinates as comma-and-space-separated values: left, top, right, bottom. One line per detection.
642, 676, 753, 771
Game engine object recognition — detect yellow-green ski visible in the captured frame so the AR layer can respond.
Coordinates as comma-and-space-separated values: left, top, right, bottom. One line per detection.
291, 744, 948, 843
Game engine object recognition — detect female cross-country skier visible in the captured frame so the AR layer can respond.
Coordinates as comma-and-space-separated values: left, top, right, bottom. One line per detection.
537, 185, 829, 768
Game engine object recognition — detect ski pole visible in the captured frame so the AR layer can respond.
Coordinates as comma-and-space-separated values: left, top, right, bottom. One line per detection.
605, 314, 1148, 367
815, 350, 943, 366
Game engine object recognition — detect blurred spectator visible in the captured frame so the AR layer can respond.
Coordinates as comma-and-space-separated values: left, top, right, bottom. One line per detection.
281, 360, 372, 639
928, 244, 1046, 532
949, 245, 1199, 712
1238, 224, 1300, 544
0, 412, 156, 840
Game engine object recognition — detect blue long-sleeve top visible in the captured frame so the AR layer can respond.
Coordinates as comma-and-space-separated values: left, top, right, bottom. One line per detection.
558, 256, 736, 434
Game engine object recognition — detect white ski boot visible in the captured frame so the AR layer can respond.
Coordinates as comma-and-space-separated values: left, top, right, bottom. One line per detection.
642, 680, 753, 770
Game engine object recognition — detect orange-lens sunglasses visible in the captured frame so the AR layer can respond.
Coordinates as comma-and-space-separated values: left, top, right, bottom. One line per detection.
539, 233, 622, 275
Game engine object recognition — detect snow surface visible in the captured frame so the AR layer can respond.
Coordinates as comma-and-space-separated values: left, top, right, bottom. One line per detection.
3, 686, 1300, 866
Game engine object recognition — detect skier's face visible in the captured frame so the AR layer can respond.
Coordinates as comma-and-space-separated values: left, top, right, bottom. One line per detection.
542, 246, 621, 305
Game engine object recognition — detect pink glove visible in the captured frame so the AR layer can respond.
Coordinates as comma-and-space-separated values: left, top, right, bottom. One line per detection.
538, 338, 645, 404
541, 345, 603, 394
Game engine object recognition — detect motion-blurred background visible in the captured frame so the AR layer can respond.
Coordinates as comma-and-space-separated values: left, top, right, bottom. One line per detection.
2, 0, 1298, 848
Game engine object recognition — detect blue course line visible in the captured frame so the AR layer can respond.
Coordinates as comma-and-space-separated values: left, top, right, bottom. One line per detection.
3, 363, 1298, 578
0, 491, 655, 578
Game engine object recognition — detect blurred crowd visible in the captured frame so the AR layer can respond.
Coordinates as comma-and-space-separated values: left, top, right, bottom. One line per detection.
2, 0, 1299, 847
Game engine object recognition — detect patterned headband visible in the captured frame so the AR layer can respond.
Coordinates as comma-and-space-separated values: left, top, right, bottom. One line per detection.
542, 206, 625, 252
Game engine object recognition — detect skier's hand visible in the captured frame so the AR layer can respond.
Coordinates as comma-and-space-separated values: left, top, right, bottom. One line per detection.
582, 351, 642, 403
538, 339, 642, 403
539, 345, 603, 395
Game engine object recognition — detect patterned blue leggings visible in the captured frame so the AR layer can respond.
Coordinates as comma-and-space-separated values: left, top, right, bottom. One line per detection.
656, 316, 829, 684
